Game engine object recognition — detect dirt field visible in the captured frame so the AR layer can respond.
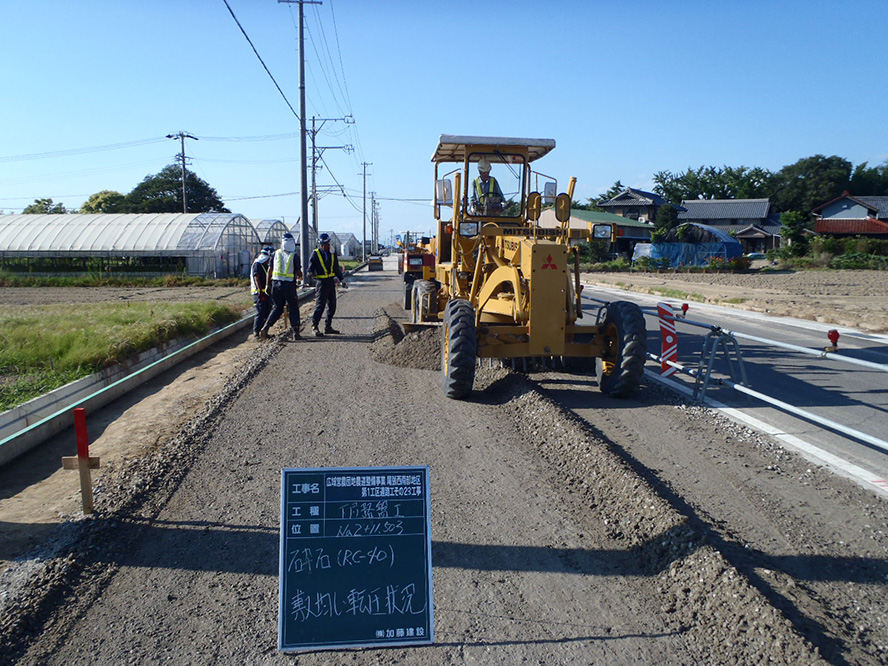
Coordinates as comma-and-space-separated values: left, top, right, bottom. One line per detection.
1, 272, 886, 665
582, 268, 888, 333
0, 285, 253, 308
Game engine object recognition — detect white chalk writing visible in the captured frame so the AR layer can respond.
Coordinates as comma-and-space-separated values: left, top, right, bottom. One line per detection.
289, 584, 425, 622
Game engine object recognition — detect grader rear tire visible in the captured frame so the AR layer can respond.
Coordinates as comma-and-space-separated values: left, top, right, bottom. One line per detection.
441, 299, 477, 399
596, 300, 647, 398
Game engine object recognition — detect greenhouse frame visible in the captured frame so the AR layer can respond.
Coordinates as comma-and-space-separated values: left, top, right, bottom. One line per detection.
0, 213, 263, 278
253, 218, 291, 248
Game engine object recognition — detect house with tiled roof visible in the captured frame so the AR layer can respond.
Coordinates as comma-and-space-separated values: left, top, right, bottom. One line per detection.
539, 208, 653, 258
677, 198, 781, 252
597, 188, 672, 223
812, 192, 888, 237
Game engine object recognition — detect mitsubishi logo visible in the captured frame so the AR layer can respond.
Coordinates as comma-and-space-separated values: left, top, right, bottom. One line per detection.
542, 255, 557, 270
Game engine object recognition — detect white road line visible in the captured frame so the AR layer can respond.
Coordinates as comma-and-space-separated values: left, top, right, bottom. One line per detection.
646, 369, 888, 499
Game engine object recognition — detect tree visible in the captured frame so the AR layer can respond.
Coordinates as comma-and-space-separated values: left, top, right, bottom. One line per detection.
596, 180, 626, 204
849, 161, 888, 196
653, 165, 774, 203
127, 164, 229, 214
653, 167, 711, 203
720, 165, 774, 199
770, 155, 851, 215
23, 198, 68, 214
654, 202, 679, 234
780, 210, 810, 256
80, 190, 130, 213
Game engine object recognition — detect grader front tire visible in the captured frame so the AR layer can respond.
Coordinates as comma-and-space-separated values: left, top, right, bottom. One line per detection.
411, 280, 437, 323
441, 299, 477, 399
596, 300, 647, 398
404, 281, 413, 310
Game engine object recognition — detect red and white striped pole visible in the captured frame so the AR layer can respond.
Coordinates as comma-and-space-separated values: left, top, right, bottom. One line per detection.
657, 303, 678, 377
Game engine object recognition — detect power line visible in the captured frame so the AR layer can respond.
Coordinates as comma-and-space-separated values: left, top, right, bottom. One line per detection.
221, 0, 300, 120
200, 132, 300, 142
327, 0, 353, 112
0, 159, 163, 186
197, 157, 298, 164
305, 7, 349, 118
227, 191, 299, 201
0, 138, 166, 163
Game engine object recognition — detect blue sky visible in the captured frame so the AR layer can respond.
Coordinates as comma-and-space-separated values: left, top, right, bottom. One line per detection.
1, 0, 886, 245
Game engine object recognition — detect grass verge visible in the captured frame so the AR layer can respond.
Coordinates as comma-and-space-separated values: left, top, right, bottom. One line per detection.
0, 302, 244, 411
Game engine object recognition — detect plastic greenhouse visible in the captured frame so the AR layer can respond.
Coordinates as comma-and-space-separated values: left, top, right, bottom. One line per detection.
254, 218, 291, 248
651, 223, 743, 268
0, 213, 261, 277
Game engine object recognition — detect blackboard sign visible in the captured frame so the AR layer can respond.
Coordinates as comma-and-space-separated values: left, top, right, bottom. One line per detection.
278, 466, 433, 652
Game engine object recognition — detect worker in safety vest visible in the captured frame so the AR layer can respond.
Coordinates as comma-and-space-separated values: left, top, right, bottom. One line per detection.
260, 232, 303, 340
470, 156, 504, 215
250, 245, 274, 339
308, 232, 346, 337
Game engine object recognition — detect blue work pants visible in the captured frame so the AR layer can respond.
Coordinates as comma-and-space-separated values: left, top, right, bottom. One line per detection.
265, 280, 301, 331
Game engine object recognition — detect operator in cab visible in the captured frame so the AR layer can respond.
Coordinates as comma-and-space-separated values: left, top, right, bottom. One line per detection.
470, 157, 504, 215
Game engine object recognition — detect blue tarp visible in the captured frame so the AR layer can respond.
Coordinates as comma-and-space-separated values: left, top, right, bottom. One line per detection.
650, 223, 742, 267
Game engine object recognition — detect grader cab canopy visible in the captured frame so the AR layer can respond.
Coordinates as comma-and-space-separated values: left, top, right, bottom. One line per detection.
432, 135, 556, 224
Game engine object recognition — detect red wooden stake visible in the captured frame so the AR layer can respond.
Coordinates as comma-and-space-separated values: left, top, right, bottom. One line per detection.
73, 407, 94, 514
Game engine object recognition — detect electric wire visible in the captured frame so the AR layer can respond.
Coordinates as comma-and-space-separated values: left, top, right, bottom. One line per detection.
319, 152, 362, 213
0, 138, 166, 163
200, 132, 299, 142
221, 0, 301, 121
306, 6, 349, 120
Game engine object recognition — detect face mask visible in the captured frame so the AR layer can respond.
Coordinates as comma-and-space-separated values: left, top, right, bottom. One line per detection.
283, 238, 296, 253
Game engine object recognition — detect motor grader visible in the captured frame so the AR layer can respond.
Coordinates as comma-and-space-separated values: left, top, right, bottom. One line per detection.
407, 135, 647, 400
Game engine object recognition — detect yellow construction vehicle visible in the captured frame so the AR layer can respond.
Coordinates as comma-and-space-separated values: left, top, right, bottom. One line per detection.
410, 135, 647, 399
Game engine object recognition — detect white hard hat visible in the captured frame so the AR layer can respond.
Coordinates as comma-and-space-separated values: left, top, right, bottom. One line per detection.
477, 157, 491, 172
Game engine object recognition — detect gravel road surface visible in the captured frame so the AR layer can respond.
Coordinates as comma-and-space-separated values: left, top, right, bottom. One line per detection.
1, 269, 886, 665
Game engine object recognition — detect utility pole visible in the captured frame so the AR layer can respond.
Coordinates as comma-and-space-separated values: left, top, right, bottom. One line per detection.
369, 191, 375, 253
309, 115, 353, 236
375, 199, 381, 251
361, 162, 372, 261
278, 0, 321, 283
166, 131, 198, 213
370, 192, 379, 253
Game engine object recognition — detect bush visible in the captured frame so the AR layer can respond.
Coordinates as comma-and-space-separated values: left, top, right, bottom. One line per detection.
829, 253, 888, 270
635, 257, 673, 270
706, 256, 751, 271
577, 241, 612, 263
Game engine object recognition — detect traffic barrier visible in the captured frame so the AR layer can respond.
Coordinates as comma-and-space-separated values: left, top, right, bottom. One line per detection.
642, 302, 888, 454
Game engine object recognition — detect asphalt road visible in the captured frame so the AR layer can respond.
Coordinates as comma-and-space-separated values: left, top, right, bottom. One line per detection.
583, 286, 888, 495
